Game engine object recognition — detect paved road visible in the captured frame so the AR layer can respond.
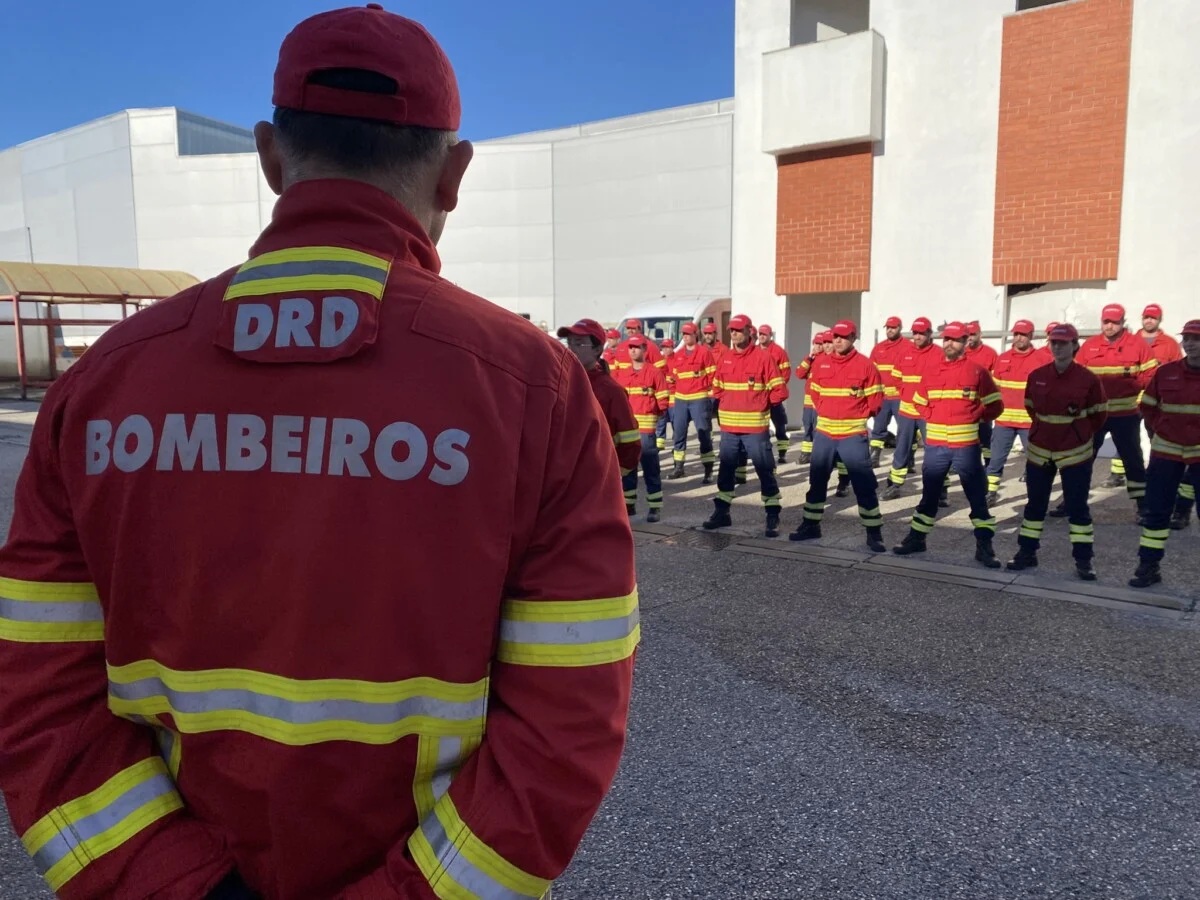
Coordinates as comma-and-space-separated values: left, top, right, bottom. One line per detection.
0, 404, 1197, 898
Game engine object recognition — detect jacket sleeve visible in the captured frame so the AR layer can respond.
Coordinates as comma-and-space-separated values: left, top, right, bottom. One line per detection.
766, 357, 787, 406
700, 347, 716, 394
979, 370, 1004, 422
653, 368, 670, 413
607, 384, 642, 477
913, 376, 932, 420
0, 372, 233, 900
343, 356, 636, 900
1087, 373, 1110, 433
863, 363, 884, 417
1135, 341, 1158, 389
1138, 368, 1163, 433
712, 362, 725, 400
778, 347, 792, 385
796, 355, 814, 381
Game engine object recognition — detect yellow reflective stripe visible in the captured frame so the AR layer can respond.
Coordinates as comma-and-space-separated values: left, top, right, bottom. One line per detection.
899, 401, 920, 417
926, 389, 978, 400
633, 414, 658, 429
767, 377, 784, 389
817, 417, 868, 434
239, 245, 390, 272
913, 393, 928, 406
410, 793, 551, 900
1139, 359, 1159, 372
994, 379, 1027, 389
901, 375, 923, 383
927, 424, 980, 437
1151, 435, 1200, 460
1140, 394, 1159, 407
413, 733, 480, 822
1105, 396, 1139, 411
675, 390, 709, 401
718, 412, 770, 427
654, 391, 670, 400
614, 430, 640, 445
1159, 403, 1200, 414
497, 592, 640, 668
22, 758, 182, 892
816, 387, 855, 397
804, 394, 815, 408
0, 577, 104, 644
981, 392, 1002, 405
1027, 440, 1094, 467
718, 383, 767, 392
997, 410, 1032, 425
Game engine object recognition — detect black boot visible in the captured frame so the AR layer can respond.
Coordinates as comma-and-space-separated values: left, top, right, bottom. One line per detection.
1169, 509, 1190, 530
865, 527, 886, 553
881, 482, 902, 501
667, 461, 685, 480
646, 508, 660, 524
892, 531, 926, 556
777, 450, 787, 464
765, 509, 780, 538
1129, 560, 1162, 589
789, 520, 822, 542
869, 447, 882, 469
1006, 549, 1038, 571
796, 451, 811, 464
938, 487, 950, 508
626, 504, 636, 517
1048, 501, 1068, 518
986, 491, 1000, 506
835, 479, 850, 498
975, 535, 1001, 569
1075, 558, 1097, 581
703, 501, 732, 531
735, 471, 748, 485
1105, 472, 1126, 488
702, 462, 714, 485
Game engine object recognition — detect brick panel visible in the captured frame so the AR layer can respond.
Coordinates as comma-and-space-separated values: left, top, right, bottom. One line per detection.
775, 144, 873, 295
992, 0, 1133, 285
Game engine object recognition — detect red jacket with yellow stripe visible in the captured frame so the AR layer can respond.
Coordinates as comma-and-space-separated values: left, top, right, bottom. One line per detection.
616, 363, 670, 433
964, 342, 998, 372
1076, 330, 1157, 417
1140, 360, 1200, 464
589, 362, 642, 475
762, 341, 792, 397
613, 338, 666, 373
991, 347, 1044, 430
712, 344, 786, 433
0, 181, 637, 900
1025, 361, 1108, 468
808, 348, 884, 438
869, 336, 912, 400
913, 357, 1003, 447
667, 343, 716, 402
1139, 330, 1184, 368
895, 342, 943, 419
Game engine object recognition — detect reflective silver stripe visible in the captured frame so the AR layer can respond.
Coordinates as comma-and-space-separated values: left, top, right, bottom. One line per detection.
228, 259, 388, 288
431, 736, 460, 804
0, 598, 103, 623
421, 812, 538, 900
109, 678, 484, 725
499, 609, 639, 646
31, 773, 176, 876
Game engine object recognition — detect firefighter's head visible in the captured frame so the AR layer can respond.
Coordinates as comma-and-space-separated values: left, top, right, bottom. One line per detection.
1011, 320, 1034, 353
941, 322, 967, 361
257, 6, 473, 246
702, 323, 718, 345
757, 325, 775, 347
1048, 323, 1080, 365
728, 315, 754, 349
605, 329, 621, 350
682, 322, 699, 347
1142, 304, 1163, 335
832, 320, 857, 356
557, 319, 606, 370
966, 321, 983, 349
885, 316, 902, 341
1101, 304, 1126, 340
911, 317, 933, 349
627, 336, 647, 363
821, 332, 834, 354
1181, 320, 1200, 365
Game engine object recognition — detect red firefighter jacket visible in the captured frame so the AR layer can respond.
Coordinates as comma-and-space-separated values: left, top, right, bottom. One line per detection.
613, 338, 665, 372
796, 352, 820, 409
616, 363, 670, 433
589, 361, 641, 475
913, 357, 1003, 447
601, 346, 618, 368
965, 342, 999, 372
1139, 329, 1184, 368
895, 342, 942, 419
869, 336, 913, 399
0, 180, 637, 900
992, 347, 1044, 429
763, 341, 792, 391
667, 343, 716, 402
1076, 329, 1157, 416
1025, 361, 1108, 468
712, 344, 786, 433
809, 349, 884, 438
704, 339, 728, 373
1140, 360, 1200, 464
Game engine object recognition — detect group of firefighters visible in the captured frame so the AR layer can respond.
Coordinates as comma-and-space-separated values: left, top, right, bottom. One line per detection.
563, 303, 1200, 589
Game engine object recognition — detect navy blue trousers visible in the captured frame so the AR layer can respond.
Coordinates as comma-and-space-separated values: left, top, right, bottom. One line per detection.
622, 433, 663, 510
803, 432, 882, 530
985, 425, 1029, 492
869, 398, 901, 451
799, 406, 816, 454
716, 430, 781, 509
671, 398, 714, 464
908, 444, 995, 540
1138, 455, 1200, 561
889, 415, 927, 486
770, 403, 790, 453
1092, 415, 1146, 500
1018, 460, 1093, 560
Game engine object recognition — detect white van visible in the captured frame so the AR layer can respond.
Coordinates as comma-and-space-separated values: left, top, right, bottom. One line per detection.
616, 297, 732, 344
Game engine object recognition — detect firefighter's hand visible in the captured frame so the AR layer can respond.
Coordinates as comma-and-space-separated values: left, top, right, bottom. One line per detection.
206, 870, 262, 900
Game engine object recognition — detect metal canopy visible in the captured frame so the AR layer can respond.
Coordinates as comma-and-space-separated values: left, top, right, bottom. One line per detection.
0, 261, 198, 301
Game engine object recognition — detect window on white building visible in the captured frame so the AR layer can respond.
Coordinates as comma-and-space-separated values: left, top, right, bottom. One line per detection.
790, 0, 870, 46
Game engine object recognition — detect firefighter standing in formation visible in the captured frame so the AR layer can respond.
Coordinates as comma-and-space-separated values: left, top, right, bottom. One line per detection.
883, 317, 940, 500
893, 322, 1004, 567
868, 316, 912, 469
702, 322, 728, 366
794, 332, 826, 462
613, 318, 669, 449
602, 327, 621, 368
1129, 319, 1200, 588
704, 315, 786, 537
757, 325, 793, 462
559, 318, 641, 480
617, 336, 670, 522
985, 320, 1042, 503
964, 321, 999, 463
789, 320, 887, 552
667, 323, 717, 483
0, 7, 637, 899
1006, 324, 1107, 581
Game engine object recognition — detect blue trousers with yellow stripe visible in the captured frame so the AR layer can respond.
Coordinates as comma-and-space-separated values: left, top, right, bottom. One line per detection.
1018, 460, 1093, 560
802, 432, 882, 531
716, 430, 780, 509
889, 415, 927, 486
909, 444, 994, 540
799, 406, 816, 455
1138, 455, 1200, 562
671, 398, 714, 465
770, 403, 790, 455
623, 433, 663, 511
655, 413, 668, 449
1092, 415, 1145, 500
869, 398, 901, 451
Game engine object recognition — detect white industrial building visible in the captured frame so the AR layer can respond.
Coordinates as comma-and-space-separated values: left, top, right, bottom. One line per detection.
2, 0, 1198, 383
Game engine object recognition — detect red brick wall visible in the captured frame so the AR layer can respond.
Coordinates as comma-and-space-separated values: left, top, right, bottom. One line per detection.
775, 143, 873, 295
992, 0, 1133, 285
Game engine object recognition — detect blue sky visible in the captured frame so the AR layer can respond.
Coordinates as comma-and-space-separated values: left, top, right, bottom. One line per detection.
0, 0, 734, 148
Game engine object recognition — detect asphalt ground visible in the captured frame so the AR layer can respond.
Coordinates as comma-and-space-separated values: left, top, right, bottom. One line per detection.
0, 403, 1196, 898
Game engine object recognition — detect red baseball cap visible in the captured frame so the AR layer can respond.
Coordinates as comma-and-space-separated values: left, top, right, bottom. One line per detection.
1180, 320, 1200, 336
1143, 304, 1163, 319
1045, 321, 1061, 335
605, 328, 620, 340
1011, 319, 1035, 335
758, 324, 774, 335
702, 323, 718, 334
911, 317, 933, 334
966, 321, 981, 335
625, 335, 647, 348
1048, 323, 1079, 341
941, 321, 968, 340
1101, 303, 1126, 323
272, 5, 461, 129
624, 318, 643, 331
818, 330, 834, 343
729, 314, 754, 332
885, 316, 902, 328
832, 319, 857, 338
661, 337, 675, 348
681, 322, 698, 335
556, 318, 605, 344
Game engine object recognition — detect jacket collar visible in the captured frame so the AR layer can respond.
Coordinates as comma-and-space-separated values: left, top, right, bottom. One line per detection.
250, 179, 442, 274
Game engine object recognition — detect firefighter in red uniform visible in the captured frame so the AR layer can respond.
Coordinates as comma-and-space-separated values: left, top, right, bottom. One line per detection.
666, 323, 716, 483
1071, 304, 1157, 516
757, 325, 793, 462
615, 336, 669, 522
704, 315, 786, 537
795, 331, 829, 462
965, 321, 999, 463
985, 320, 1042, 502
701, 322, 728, 424
789, 320, 886, 552
613, 320, 668, 450
882, 317, 940, 499
868, 315, 912, 468
893, 322, 1005, 568
0, 10, 637, 900
1006, 324, 1107, 581
1129, 319, 1200, 587
559, 318, 641, 480
601, 328, 621, 368
1132, 303, 1185, 503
